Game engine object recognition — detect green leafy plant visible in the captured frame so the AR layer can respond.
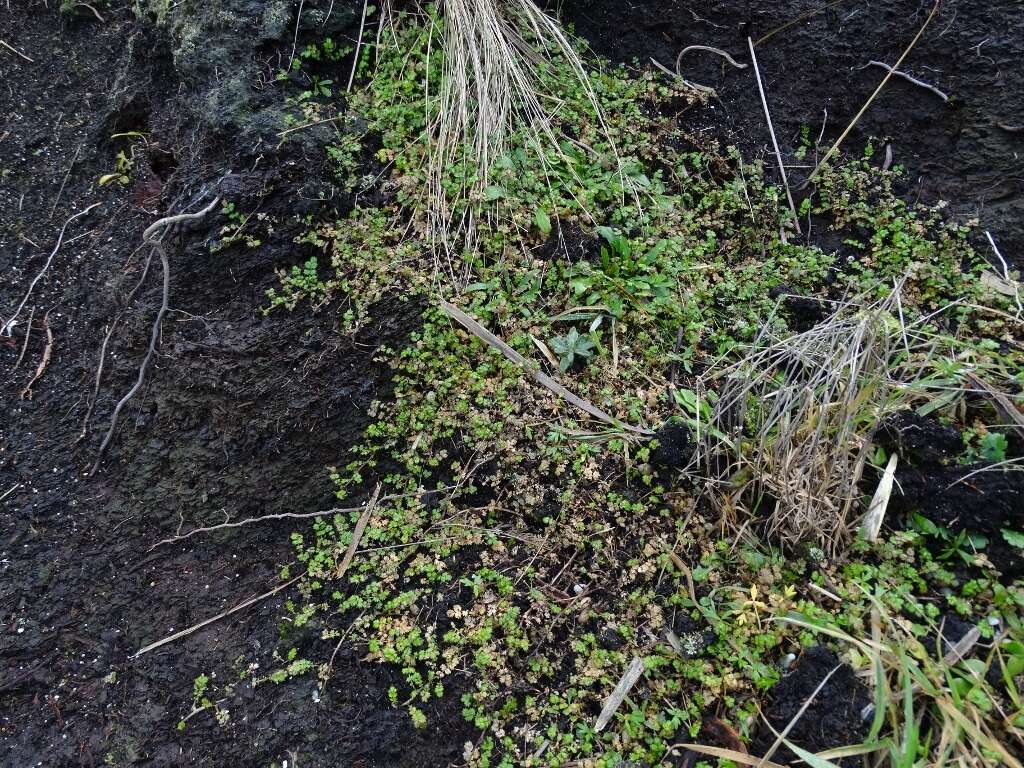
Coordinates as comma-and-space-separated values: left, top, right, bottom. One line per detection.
980, 432, 1008, 463
549, 327, 595, 372
99, 149, 134, 186
567, 228, 674, 318
1002, 529, 1024, 549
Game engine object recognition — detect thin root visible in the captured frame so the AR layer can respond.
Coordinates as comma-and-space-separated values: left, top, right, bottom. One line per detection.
90, 196, 221, 475
2, 203, 100, 337
20, 311, 53, 400
867, 60, 949, 101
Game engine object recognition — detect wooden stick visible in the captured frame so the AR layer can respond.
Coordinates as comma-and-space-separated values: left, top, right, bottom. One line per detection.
335, 483, 381, 578
439, 298, 652, 435
347, 0, 370, 92
20, 311, 53, 400
594, 656, 645, 732
747, 38, 802, 235
132, 573, 303, 658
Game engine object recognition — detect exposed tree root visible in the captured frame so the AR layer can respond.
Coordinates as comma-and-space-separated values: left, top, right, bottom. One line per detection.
89, 195, 220, 475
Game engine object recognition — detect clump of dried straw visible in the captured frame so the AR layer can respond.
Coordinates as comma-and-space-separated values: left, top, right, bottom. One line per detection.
377, 0, 622, 255
691, 287, 941, 552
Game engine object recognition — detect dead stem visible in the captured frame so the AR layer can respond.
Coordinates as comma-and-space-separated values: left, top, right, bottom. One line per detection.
19, 311, 52, 400
747, 37, 802, 236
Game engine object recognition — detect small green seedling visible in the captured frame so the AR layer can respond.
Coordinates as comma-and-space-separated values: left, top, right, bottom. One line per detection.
549, 328, 595, 372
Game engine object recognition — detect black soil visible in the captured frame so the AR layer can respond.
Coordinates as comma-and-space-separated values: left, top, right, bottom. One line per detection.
751, 647, 871, 767
2, 3, 469, 765
876, 411, 1024, 576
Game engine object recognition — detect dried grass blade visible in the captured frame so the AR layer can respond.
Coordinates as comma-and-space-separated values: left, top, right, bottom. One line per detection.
439, 298, 652, 435
594, 656, 645, 732
335, 483, 382, 579
672, 744, 788, 768
862, 453, 898, 542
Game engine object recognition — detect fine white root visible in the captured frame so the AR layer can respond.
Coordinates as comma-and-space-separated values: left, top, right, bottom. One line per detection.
867, 60, 950, 102
985, 230, 1023, 317
89, 196, 221, 475
675, 44, 747, 73
77, 246, 155, 444
2, 203, 100, 337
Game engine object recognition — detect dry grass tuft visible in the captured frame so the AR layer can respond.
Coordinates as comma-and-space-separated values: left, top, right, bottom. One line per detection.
377, 0, 623, 256
692, 287, 939, 552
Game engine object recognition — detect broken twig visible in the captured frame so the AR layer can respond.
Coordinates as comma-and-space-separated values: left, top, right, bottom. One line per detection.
335, 483, 381, 578
347, 0, 370, 92
20, 311, 53, 399
747, 38, 802, 235
439, 298, 652, 435
132, 573, 303, 658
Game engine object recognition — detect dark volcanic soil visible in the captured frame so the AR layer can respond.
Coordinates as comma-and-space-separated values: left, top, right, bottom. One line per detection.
751, 647, 871, 768
1, 3, 469, 765
558, 0, 1024, 267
